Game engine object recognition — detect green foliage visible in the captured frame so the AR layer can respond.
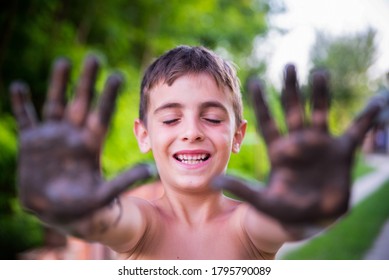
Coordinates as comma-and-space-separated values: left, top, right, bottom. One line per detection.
0, 0, 270, 112
309, 28, 378, 130
0, 199, 43, 259
102, 82, 155, 177
0, 116, 17, 217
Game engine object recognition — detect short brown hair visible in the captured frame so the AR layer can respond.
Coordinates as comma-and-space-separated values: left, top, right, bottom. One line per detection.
139, 45, 243, 128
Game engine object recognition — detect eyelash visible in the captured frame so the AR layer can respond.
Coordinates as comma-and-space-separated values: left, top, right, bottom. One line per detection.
204, 118, 221, 124
162, 118, 222, 126
162, 119, 179, 125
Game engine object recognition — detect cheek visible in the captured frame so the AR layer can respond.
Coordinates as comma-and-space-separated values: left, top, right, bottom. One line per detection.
209, 126, 234, 149
148, 125, 174, 153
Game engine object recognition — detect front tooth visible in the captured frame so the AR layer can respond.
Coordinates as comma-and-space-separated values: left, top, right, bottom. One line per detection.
177, 154, 209, 163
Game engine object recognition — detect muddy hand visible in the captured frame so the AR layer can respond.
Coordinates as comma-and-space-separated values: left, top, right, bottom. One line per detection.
212, 65, 383, 223
10, 56, 156, 223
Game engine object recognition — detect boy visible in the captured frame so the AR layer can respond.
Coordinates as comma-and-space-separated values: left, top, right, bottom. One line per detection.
10, 46, 382, 259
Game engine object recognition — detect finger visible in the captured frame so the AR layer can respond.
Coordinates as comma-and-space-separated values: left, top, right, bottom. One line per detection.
211, 175, 266, 206
281, 64, 305, 132
96, 163, 159, 206
9, 81, 38, 130
87, 73, 123, 141
374, 93, 389, 125
211, 175, 319, 223
311, 69, 330, 132
246, 77, 280, 146
342, 96, 385, 150
211, 175, 302, 221
43, 58, 71, 121
67, 55, 99, 126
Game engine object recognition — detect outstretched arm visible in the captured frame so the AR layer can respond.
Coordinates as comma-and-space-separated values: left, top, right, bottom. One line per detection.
212, 65, 383, 242
10, 56, 156, 251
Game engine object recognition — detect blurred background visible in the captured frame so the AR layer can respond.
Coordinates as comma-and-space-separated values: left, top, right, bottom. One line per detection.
0, 0, 388, 260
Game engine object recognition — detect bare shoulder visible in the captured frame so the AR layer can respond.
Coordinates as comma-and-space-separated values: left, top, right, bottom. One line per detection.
232, 199, 291, 256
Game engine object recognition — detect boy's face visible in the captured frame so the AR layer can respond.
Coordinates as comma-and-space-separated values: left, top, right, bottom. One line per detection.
134, 73, 246, 192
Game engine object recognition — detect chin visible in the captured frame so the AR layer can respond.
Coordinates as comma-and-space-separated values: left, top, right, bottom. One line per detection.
170, 176, 214, 193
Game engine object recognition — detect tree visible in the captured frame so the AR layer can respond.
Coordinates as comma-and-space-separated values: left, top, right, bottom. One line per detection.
309, 28, 377, 131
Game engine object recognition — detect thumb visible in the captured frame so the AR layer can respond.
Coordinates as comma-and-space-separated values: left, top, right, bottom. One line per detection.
47, 163, 158, 223
343, 94, 385, 150
96, 163, 158, 206
211, 175, 318, 223
211, 175, 266, 206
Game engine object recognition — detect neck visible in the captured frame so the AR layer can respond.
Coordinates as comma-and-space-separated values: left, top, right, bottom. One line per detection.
161, 183, 226, 226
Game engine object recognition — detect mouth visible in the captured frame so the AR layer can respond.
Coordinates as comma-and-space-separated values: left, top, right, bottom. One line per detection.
173, 152, 211, 165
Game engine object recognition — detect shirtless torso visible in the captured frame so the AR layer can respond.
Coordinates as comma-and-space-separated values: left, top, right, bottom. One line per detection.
118, 192, 276, 260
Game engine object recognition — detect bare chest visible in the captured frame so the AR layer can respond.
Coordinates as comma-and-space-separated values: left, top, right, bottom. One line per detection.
126, 218, 250, 260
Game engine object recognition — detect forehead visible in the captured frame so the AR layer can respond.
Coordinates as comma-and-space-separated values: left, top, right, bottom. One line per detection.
148, 73, 233, 110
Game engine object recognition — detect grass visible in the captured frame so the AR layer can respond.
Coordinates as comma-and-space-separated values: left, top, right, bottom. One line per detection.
282, 179, 389, 259
352, 154, 376, 180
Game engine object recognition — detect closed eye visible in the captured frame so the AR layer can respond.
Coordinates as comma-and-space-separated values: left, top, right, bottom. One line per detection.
163, 119, 180, 125
204, 118, 222, 124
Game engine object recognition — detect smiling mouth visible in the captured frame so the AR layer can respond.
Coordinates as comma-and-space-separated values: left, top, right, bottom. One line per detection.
173, 153, 211, 165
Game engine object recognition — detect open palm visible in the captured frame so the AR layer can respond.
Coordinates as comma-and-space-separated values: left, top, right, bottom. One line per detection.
213, 65, 383, 223
11, 56, 154, 223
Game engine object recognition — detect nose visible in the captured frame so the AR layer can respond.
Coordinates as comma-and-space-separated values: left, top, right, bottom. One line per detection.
181, 118, 205, 142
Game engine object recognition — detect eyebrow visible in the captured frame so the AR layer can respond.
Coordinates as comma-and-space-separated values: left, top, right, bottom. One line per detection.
154, 101, 229, 115
153, 102, 183, 115
199, 101, 229, 114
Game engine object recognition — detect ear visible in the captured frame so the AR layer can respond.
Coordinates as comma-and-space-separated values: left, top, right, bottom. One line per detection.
134, 119, 151, 153
232, 120, 247, 153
